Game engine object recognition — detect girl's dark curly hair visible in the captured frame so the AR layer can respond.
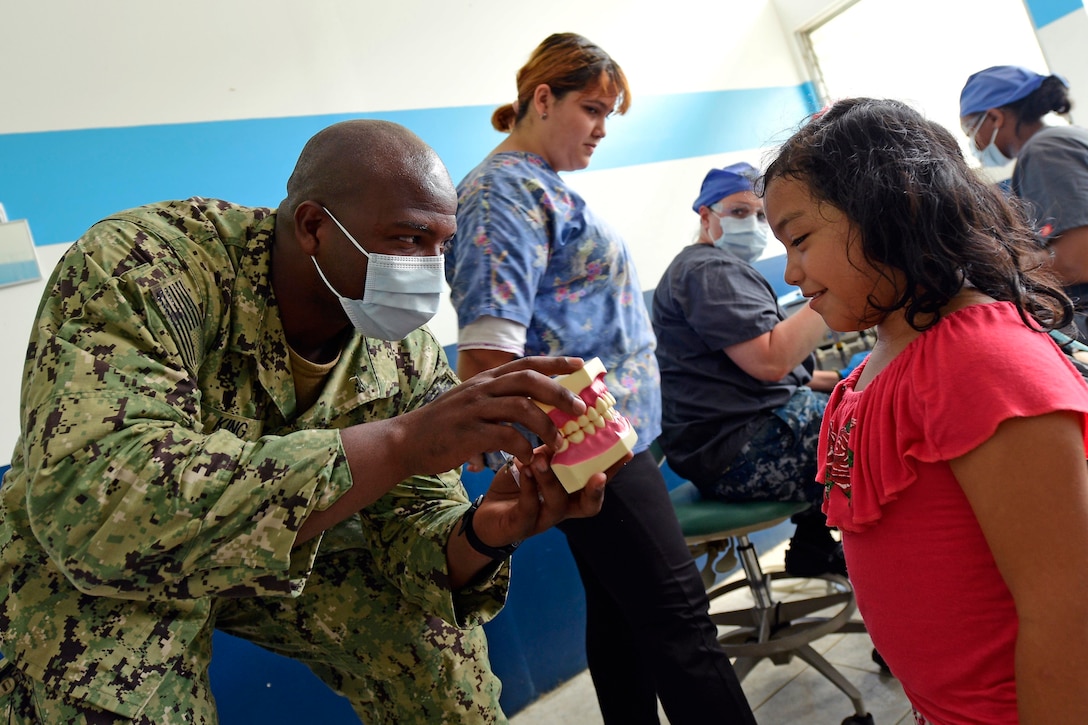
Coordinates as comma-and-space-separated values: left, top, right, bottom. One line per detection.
761, 97, 1071, 333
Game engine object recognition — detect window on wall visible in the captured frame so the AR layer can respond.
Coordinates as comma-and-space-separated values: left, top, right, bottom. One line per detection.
0, 203, 41, 288
798, 0, 1051, 178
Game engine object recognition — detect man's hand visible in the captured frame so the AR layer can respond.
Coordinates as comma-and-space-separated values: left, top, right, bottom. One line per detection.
300, 357, 589, 544
477, 447, 617, 540
351, 355, 589, 479
411, 356, 589, 472
446, 445, 629, 589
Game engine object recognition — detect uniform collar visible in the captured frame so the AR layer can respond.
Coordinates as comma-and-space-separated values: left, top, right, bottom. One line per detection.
231, 214, 400, 418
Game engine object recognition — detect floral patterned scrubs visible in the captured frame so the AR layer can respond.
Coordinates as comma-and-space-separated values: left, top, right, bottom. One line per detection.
445, 151, 660, 450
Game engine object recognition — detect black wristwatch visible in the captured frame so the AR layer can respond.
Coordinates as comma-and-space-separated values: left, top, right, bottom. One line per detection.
458, 495, 520, 560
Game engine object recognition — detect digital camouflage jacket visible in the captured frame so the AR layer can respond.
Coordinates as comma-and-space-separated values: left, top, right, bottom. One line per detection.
0, 198, 507, 717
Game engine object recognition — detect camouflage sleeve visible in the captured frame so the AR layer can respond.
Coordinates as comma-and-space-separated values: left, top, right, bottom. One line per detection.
17, 220, 352, 601
356, 469, 509, 628
353, 332, 509, 626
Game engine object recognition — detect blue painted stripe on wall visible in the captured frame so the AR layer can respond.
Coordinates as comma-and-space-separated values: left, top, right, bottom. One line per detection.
0, 84, 816, 248
1024, 0, 1084, 28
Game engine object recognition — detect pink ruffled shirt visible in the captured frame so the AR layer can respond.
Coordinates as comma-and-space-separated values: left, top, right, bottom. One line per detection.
818, 302, 1088, 724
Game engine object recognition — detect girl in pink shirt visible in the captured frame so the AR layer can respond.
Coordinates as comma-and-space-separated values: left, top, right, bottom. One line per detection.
762, 98, 1088, 725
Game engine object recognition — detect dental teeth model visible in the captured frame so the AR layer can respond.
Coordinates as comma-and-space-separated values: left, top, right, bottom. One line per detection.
534, 358, 638, 493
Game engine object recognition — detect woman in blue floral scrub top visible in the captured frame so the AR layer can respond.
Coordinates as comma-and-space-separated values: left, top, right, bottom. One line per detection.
451, 153, 658, 438
445, 33, 756, 725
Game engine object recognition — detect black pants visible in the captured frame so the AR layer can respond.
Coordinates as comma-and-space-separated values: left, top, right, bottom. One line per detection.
558, 451, 757, 725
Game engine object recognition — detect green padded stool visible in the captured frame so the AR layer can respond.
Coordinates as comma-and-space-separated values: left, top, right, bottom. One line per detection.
669, 481, 874, 725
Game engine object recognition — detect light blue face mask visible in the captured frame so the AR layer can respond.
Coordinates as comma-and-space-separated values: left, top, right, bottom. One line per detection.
710, 212, 770, 262
312, 207, 445, 341
969, 116, 1014, 168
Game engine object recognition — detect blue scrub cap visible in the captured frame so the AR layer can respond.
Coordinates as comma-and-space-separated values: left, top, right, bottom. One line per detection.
959, 65, 1065, 117
692, 162, 759, 213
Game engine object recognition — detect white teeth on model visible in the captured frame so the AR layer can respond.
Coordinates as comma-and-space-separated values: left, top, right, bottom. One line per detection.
556, 394, 620, 447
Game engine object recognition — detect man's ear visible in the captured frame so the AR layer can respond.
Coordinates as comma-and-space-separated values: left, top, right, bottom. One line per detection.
293, 201, 326, 255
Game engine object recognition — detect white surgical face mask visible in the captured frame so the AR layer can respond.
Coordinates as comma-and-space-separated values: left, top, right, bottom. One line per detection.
312, 207, 444, 341
710, 212, 770, 262
969, 116, 1014, 168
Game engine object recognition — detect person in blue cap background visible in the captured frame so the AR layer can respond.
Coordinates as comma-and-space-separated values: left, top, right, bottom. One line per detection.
651, 162, 846, 577
960, 64, 1088, 337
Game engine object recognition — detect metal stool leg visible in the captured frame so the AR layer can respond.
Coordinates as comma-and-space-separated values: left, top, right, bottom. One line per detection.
793, 643, 867, 716
701, 533, 872, 723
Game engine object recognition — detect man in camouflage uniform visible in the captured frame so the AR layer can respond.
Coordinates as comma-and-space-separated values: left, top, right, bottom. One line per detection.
0, 120, 610, 723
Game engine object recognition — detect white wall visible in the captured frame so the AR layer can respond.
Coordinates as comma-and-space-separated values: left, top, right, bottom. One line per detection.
1033, 2, 1088, 123
1, 0, 807, 135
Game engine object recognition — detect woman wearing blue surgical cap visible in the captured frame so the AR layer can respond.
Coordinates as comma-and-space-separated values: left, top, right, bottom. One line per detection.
651, 163, 846, 577
960, 64, 1088, 336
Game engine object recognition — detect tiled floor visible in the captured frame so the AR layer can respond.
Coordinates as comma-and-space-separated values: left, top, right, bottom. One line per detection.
510, 540, 914, 725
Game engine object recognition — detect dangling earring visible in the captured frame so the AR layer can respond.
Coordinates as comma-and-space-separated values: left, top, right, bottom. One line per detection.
541, 113, 548, 120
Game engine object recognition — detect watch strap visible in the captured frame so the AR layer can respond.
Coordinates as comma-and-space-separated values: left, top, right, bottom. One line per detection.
458, 495, 520, 560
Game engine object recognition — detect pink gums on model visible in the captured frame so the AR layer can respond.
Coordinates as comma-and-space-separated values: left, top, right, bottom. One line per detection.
535, 358, 638, 492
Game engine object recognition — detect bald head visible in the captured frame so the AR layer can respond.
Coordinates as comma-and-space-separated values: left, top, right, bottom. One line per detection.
271, 120, 458, 354
278, 119, 454, 220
